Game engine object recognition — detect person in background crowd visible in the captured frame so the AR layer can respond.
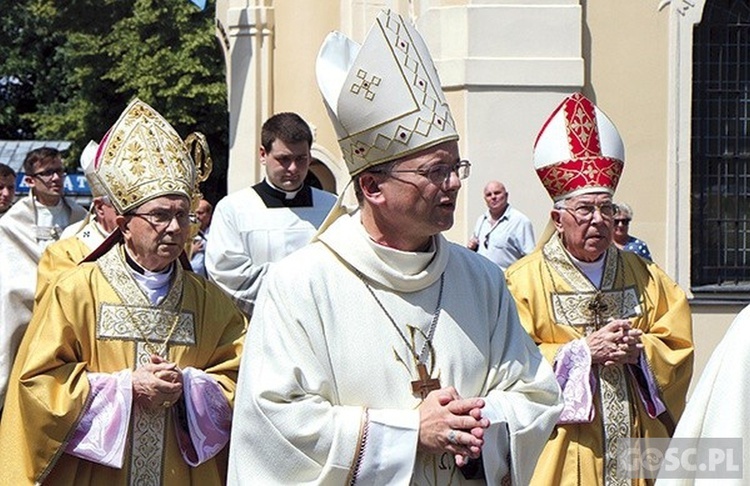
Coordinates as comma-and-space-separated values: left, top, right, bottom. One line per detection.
505, 92, 693, 485
468, 180, 535, 271
0, 163, 16, 216
34, 141, 118, 304
189, 198, 212, 277
227, 11, 562, 485
0, 147, 87, 410
206, 112, 336, 316
0, 99, 246, 485
612, 201, 652, 261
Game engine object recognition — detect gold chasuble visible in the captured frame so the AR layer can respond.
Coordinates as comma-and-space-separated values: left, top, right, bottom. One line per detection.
34, 234, 91, 305
505, 236, 693, 486
0, 244, 246, 485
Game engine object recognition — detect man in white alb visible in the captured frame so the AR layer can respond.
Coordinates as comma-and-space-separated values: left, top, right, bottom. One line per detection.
205, 112, 336, 316
0, 147, 86, 409
34, 141, 119, 304
468, 180, 535, 271
227, 10, 562, 485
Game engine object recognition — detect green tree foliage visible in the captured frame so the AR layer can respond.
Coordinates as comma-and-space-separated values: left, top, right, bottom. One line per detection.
0, 0, 228, 200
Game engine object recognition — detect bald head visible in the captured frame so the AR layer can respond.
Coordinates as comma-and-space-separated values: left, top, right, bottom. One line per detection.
483, 181, 508, 218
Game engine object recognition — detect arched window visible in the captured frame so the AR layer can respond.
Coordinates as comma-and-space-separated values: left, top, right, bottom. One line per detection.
692, 0, 750, 290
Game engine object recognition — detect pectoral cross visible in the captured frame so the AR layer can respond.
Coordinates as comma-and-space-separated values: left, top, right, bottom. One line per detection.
411, 363, 441, 399
585, 292, 608, 335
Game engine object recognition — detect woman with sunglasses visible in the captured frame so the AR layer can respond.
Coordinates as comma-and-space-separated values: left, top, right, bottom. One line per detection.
612, 201, 653, 261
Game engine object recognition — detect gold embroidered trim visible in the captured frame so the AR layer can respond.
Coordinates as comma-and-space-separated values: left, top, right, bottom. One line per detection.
542, 235, 636, 485
98, 304, 195, 347
94, 244, 192, 484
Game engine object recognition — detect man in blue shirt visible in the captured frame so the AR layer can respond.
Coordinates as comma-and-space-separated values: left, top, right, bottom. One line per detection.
468, 181, 535, 271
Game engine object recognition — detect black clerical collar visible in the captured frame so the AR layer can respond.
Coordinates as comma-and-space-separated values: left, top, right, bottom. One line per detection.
124, 248, 172, 275
252, 180, 313, 208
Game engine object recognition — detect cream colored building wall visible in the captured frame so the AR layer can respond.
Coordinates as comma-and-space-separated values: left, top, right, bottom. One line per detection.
583, 1, 670, 267
689, 306, 741, 396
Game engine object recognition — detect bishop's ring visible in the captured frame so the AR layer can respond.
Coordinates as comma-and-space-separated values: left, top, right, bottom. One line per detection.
447, 429, 458, 445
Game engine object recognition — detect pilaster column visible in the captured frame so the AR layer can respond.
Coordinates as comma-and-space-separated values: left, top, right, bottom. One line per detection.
215, 1, 274, 193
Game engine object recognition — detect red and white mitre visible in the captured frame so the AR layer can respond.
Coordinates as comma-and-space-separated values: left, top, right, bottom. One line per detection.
533, 92, 624, 202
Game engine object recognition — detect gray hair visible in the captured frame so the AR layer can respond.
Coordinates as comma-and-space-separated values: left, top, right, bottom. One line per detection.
615, 201, 633, 218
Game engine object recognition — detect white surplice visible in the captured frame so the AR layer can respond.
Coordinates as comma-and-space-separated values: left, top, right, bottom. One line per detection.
227, 211, 562, 485
205, 186, 336, 316
0, 194, 86, 408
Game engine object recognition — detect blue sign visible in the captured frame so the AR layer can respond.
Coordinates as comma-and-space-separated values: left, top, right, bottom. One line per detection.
15, 173, 92, 196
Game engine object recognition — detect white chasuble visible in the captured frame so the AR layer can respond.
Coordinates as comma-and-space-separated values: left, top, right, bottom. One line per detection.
227, 212, 562, 485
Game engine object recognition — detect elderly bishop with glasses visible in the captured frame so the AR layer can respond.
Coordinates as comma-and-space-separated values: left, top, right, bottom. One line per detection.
227, 10, 562, 486
505, 93, 694, 485
0, 99, 246, 485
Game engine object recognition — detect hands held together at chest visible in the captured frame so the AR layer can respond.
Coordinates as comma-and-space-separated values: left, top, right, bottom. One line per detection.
418, 387, 489, 468
132, 354, 184, 410
586, 319, 643, 366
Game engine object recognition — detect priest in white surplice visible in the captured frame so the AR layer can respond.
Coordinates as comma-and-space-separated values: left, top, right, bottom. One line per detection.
227, 10, 562, 485
205, 112, 336, 316
0, 147, 86, 409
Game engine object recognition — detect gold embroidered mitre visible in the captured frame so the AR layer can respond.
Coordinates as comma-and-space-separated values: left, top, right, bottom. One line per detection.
95, 99, 195, 214
315, 9, 459, 176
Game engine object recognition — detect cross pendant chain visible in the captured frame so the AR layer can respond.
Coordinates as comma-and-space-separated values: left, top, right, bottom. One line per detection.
411, 363, 441, 399
358, 271, 445, 399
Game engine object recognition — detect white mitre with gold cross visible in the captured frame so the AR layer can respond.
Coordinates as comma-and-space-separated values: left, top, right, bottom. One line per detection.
94, 98, 196, 214
315, 9, 459, 176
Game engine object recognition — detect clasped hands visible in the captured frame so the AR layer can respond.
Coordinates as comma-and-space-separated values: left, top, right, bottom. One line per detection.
132, 354, 184, 410
586, 319, 643, 366
418, 387, 488, 468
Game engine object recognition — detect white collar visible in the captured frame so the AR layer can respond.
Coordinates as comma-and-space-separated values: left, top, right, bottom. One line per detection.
569, 252, 605, 288
264, 178, 302, 200
318, 210, 448, 292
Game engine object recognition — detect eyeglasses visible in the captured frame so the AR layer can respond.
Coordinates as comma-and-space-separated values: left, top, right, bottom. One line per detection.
561, 202, 617, 221
614, 218, 631, 226
377, 160, 471, 186
30, 168, 66, 180
129, 210, 192, 228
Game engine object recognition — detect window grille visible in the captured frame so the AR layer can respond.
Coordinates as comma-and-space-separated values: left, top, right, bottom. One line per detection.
692, 0, 750, 291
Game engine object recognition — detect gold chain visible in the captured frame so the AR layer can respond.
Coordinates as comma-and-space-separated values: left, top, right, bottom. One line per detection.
123, 306, 182, 357
543, 242, 627, 335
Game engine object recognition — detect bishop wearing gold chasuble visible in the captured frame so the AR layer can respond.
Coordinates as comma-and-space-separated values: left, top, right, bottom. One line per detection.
505, 93, 693, 486
0, 99, 247, 486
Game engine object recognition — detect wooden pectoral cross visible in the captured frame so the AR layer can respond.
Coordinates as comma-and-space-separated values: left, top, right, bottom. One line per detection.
411, 363, 441, 399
